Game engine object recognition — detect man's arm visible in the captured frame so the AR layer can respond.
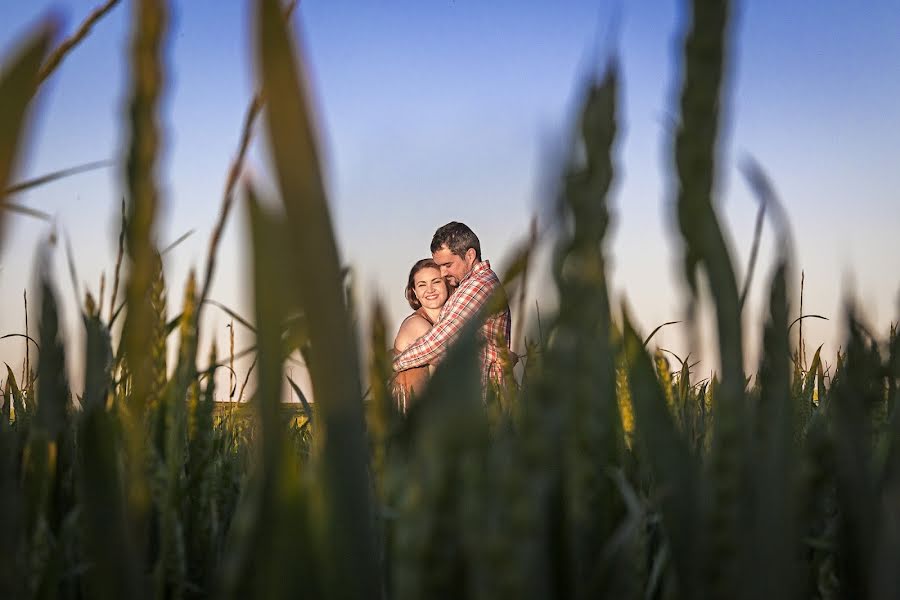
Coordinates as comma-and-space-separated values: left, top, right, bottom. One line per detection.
392, 277, 494, 371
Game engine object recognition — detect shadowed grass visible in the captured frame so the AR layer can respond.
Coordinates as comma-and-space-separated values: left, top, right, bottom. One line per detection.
1, 0, 899, 598
256, 0, 378, 595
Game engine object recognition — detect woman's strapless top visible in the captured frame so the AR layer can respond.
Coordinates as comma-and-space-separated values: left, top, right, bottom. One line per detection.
392, 308, 434, 410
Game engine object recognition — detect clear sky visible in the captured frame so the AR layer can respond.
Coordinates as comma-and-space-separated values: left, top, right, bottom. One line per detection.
1, 0, 898, 396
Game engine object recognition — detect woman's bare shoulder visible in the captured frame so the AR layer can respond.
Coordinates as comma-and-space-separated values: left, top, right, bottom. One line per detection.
394, 313, 433, 352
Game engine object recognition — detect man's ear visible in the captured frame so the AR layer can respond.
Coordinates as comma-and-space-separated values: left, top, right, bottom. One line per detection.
465, 247, 476, 265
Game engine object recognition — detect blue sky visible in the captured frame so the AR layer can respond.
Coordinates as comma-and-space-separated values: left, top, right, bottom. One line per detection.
1, 0, 898, 392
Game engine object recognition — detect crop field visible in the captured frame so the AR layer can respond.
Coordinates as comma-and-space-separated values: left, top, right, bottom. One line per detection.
1, 0, 899, 598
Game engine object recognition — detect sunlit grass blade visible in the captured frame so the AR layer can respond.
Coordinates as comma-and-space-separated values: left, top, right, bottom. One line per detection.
798, 344, 823, 429
5, 364, 28, 425
122, 0, 168, 408
119, 0, 169, 574
256, 0, 378, 595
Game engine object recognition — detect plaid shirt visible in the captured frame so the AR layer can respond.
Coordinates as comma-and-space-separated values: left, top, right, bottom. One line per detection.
393, 260, 511, 390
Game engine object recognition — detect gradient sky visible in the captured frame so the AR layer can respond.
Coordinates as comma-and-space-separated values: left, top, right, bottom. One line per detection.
1, 0, 898, 396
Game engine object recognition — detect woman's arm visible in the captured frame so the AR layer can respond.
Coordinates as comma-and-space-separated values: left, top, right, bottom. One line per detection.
393, 314, 433, 354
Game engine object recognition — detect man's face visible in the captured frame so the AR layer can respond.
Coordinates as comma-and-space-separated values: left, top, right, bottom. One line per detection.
432, 245, 475, 287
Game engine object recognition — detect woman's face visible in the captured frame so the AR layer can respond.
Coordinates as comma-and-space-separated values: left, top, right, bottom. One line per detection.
413, 267, 449, 310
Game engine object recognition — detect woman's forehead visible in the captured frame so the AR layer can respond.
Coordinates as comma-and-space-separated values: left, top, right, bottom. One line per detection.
414, 267, 441, 282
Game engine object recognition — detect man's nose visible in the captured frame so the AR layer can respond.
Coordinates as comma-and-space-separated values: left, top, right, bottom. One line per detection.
440, 266, 449, 277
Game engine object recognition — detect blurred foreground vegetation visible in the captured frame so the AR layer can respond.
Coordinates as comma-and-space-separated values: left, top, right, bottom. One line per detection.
2, 0, 899, 598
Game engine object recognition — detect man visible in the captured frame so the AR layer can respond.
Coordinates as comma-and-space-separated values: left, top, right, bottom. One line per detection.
392, 221, 512, 393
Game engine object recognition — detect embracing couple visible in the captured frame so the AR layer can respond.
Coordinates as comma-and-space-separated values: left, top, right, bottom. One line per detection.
392, 221, 512, 407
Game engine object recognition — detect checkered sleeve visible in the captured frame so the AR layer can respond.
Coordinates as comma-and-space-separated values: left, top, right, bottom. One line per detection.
392, 276, 494, 371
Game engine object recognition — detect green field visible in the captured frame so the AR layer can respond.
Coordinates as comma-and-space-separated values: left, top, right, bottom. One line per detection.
2, 0, 899, 598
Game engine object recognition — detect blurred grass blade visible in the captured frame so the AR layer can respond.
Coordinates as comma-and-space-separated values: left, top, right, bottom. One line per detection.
161, 228, 195, 255
748, 262, 801, 599
38, 0, 122, 84
832, 310, 881, 597
35, 264, 70, 439
0, 20, 57, 246
392, 319, 485, 598
1, 202, 51, 221
122, 0, 168, 408
672, 1, 746, 594
119, 0, 169, 571
3, 158, 113, 196
365, 298, 396, 506
256, 0, 378, 595
548, 63, 628, 596
673, 0, 744, 396
203, 299, 256, 332
218, 185, 310, 599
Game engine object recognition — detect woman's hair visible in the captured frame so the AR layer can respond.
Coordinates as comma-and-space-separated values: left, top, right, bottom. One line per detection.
404, 258, 443, 309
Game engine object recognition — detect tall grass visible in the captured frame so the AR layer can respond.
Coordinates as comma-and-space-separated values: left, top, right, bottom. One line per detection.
1, 0, 899, 598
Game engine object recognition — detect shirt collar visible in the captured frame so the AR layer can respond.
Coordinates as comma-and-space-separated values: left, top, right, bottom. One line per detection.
461, 259, 490, 284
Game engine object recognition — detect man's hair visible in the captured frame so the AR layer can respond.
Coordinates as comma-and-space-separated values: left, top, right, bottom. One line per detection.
430, 221, 481, 261
405, 258, 443, 310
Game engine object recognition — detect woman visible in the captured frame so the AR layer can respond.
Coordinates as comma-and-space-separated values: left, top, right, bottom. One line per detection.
392, 258, 451, 408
